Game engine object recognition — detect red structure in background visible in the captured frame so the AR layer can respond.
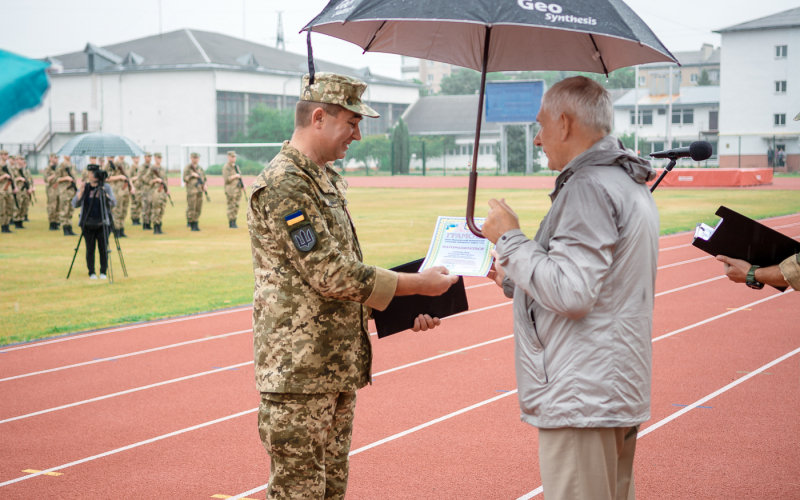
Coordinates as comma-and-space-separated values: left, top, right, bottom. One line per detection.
649, 168, 773, 188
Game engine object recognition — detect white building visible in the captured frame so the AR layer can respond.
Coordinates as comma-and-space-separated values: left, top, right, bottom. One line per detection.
614, 82, 720, 165
0, 29, 419, 170
716, 7, 800, 171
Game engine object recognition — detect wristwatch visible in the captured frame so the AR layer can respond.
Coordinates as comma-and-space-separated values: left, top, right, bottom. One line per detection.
746, 265, 764, 290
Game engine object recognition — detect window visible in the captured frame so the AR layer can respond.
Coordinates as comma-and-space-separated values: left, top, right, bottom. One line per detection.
672, 108, 681, 124
651, 142, 664, 154
638, 76, 645, 87
775, 81, 787, 93
82, 112, 88, 131
709, 70, 719, 82
682, 108, 694, 124
775, 45, 788, 58
657, 108, 666, 115
709, 110, 718, 131
690, 74, 698, 83
427, 74, 434, 84
630, 109, 652, 125
427, 60, 435, 67
775, 114, 786, 126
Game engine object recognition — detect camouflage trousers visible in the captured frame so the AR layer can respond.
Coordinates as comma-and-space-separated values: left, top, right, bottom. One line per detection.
58, 189, 76, 226
259, 391, 356, 500
47, 186, 59, 222
150, 191, 166, 225
186, 191, 203, 223
0, 191, 14, 226
130, 191, 142, 220
13, 191, 31, 222
140, 191, 152, 225
225, 186, 240, 221
112, 189, 130, 229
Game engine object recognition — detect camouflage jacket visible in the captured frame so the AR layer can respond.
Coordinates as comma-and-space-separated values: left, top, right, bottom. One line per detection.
222, 162, 241, 191
780, 254, 800, 291
44, 164, 59, 189
105, 161, 131, 193
134, 163, 150, 190
247, 142, 397, 394
183, 164, 206, 195
141, 165, 166, 194
56, 162, 77, 194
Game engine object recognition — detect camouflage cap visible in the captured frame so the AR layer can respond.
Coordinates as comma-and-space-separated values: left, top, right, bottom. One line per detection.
300, 72, 379, 118
191, 152, 200, 158
0, 149, 7, 154
144, 151, 153, 156
154, 152, 163, 158
49, 153, 58, 157
227, 150, 236, 156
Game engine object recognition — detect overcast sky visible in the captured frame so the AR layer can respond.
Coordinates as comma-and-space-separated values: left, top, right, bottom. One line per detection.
1, 0, 798, 79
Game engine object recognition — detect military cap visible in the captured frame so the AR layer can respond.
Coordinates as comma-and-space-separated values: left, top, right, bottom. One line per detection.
227, 150, 237, 156
49, 153, 58, 157
0, 149, 7, 154
300, 72, 379, 118
190, 152, 200, 158
154, 152, 163, 158
144, 151, 153, 156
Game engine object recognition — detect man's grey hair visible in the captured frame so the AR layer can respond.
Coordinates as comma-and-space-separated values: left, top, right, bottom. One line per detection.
541, 76, 613, 134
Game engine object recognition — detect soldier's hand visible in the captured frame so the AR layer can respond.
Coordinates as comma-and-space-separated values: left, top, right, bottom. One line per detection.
396, 266, 458, 297
412, 314, 441, 332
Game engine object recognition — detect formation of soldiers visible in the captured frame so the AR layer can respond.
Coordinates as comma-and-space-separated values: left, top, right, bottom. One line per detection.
0, 149, 247, 235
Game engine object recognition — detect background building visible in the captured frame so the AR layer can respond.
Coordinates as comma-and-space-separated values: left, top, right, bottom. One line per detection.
637, 44, 720, 89
716, 7, 800, 171
0, 29, 419, 170
401, 57, 454, 94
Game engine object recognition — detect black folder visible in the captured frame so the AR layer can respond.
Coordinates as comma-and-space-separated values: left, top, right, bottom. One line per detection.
692, 206, 800, 290
372, 258, 469, 339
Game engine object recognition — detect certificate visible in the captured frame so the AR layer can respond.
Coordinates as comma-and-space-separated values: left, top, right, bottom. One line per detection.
419, 216, 495, 277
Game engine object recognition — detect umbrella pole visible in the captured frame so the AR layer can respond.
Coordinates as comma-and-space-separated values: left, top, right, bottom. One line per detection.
466, 26, 492, 238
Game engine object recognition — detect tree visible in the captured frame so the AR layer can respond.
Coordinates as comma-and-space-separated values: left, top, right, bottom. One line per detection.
696, 69, 713, 86
439, 68, 481, 95
233, 105, 294, 161
345, 135, 392, 171
391, 117, 411, 174
495, 125, 541, 173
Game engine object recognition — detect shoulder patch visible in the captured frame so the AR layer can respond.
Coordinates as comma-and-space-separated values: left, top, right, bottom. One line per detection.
284, 210, 306, 227
290, 225, 318, 253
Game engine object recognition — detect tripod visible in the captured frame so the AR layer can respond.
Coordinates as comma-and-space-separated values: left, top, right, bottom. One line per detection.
67, 182, 128, 283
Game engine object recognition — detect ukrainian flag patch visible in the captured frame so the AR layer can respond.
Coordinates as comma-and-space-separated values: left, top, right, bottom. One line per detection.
285, 210, 306, 227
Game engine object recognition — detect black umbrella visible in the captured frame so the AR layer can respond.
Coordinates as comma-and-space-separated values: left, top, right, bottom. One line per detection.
304, 0, 677, 236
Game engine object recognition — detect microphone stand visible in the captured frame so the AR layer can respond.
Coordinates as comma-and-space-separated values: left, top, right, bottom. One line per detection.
650, 158, 677, 193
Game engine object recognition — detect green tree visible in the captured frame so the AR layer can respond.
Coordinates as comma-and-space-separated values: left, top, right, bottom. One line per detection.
233, 105, 294, 161
391, 117, 411, 174
345, 135, 392, 172
411, 78, 427, 97
439, 68, 481, 95
696, 69, 712, 86
496, 125, 541, 173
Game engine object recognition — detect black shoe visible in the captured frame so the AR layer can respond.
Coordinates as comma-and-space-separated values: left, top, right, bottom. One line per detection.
14, 221, 24, 229
1, 225, 12, 233
131, 219, 141, 226
191, 221, 200, 232
49, 222, 57, 231
143, 222, 152, 230
229, 219, 238, 229
154, 224, 164, 234
24, 216, 29, 222
119, 227, 127, 238
64, 225, 76, 236
55, 223, 61, 230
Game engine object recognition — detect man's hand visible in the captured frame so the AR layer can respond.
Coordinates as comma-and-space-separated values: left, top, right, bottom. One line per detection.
411, 314, 441, 332
486, 249, 506, 288
483, 198, 520, 244
716, 255, 751, 283
190, 172, 200, 178
396, 266, 459, 297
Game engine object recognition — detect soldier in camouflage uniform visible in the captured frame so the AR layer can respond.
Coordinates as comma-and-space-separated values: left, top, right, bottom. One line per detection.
223, 150, 244, 228
56, 155, 78, 236
129, 155, 143, 226
183, 152, 206, 231
138, 152, 154, 229
106, 155, 135, 237
11, 156, 34, 228
144, 152, 169, 234
44, 154, 60, 230
248, 72, 457, 500
0, 150, 18, 233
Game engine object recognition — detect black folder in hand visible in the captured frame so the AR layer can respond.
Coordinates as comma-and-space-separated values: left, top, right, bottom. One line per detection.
372, 258, 469, 339
692, 206, 800, 290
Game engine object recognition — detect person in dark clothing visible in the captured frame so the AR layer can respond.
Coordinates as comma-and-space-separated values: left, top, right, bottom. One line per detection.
72, 168, 117, 279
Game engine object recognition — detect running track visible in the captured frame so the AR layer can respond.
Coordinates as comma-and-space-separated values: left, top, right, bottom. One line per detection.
2, 214, 799, 499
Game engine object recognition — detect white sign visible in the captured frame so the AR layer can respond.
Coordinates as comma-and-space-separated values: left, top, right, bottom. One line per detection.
420, 216, 495, 277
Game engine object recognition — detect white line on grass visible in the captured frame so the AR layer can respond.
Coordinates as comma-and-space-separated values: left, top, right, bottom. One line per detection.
0, 330, 252, 383
515, 337, 800, 500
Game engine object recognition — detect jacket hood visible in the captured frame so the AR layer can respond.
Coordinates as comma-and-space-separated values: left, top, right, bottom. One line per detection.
550, 135, 656, 201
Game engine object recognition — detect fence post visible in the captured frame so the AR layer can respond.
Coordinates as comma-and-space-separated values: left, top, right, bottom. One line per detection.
422, 141, 426, 176
391, 140, 395, 176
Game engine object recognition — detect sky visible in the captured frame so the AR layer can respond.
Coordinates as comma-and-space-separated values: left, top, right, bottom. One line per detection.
1, 0, 798, 80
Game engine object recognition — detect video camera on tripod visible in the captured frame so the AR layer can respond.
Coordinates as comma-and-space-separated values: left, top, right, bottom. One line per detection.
87, 164, 109, 183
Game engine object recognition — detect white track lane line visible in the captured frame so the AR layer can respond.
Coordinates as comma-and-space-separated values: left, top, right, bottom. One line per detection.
657, 255, 713, 269
515, 339, 800, 500
2, 276, 730, 422
0, 329, 252, 383
0, 307, 252, 353
465, 282, 495, 290
228, 390, 521, 500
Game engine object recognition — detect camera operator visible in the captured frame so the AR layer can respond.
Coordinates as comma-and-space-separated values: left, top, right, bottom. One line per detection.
72, 167, 117, 279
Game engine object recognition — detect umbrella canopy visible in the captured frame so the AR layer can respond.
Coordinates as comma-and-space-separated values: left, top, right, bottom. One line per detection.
305, 0, 677, 236
57, 132, 144, 157
0, 49, 51, 128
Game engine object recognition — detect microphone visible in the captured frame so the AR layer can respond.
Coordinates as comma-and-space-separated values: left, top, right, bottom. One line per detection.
649, 141, 713, 161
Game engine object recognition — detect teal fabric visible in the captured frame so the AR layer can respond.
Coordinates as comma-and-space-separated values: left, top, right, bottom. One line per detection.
0, 49, 50, 127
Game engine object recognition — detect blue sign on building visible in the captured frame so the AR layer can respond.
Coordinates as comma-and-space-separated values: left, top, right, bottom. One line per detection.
485, 80, 545, 123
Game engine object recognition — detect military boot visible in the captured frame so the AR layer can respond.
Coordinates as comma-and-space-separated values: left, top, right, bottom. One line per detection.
14, 221, 24, 229
191, 221, 201, 232
1, 225, 12, 233
131, 218, 141, 226
119, 227, 127, 238
229, 219, 238, 229
154, 224, 164, 235
187, 219, 191, 227
55, 222, 61, 230
49, 222, 57, 231
64, 225, 76, 236
24, 216, 29, 222
143, 222, 151, 230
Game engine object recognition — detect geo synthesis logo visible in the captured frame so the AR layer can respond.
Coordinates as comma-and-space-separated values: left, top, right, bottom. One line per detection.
517, 1, 598, 26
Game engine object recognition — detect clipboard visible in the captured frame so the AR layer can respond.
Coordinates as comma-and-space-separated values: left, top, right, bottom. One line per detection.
692, 206, 800, 290
372, 258, 469, 339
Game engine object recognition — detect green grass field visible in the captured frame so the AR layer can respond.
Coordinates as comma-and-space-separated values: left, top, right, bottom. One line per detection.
2, 185, 799, 345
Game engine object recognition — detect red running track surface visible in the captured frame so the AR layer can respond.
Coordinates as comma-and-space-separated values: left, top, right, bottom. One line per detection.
1, 213, 799, 499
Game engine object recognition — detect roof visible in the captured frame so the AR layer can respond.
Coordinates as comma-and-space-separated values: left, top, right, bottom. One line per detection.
613, 86, 720, 108
47, 29, 414, 87
640, 47, 720, 68
607, 88, 631, 103
716, 7, 800, 33
403, 95, 500, 136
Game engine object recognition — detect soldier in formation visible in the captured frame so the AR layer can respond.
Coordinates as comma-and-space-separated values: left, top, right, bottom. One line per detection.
11, 155, 35, 228
56, 155, 78, 236
0, 149, 17, 233
183, 152, 207, 231
44, 154, 60, 230
223, 150, 245, 229
129, 154, 143, 226
104, 155, 135, 237
138, 152, 154, 230
143, 152, 170, 234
